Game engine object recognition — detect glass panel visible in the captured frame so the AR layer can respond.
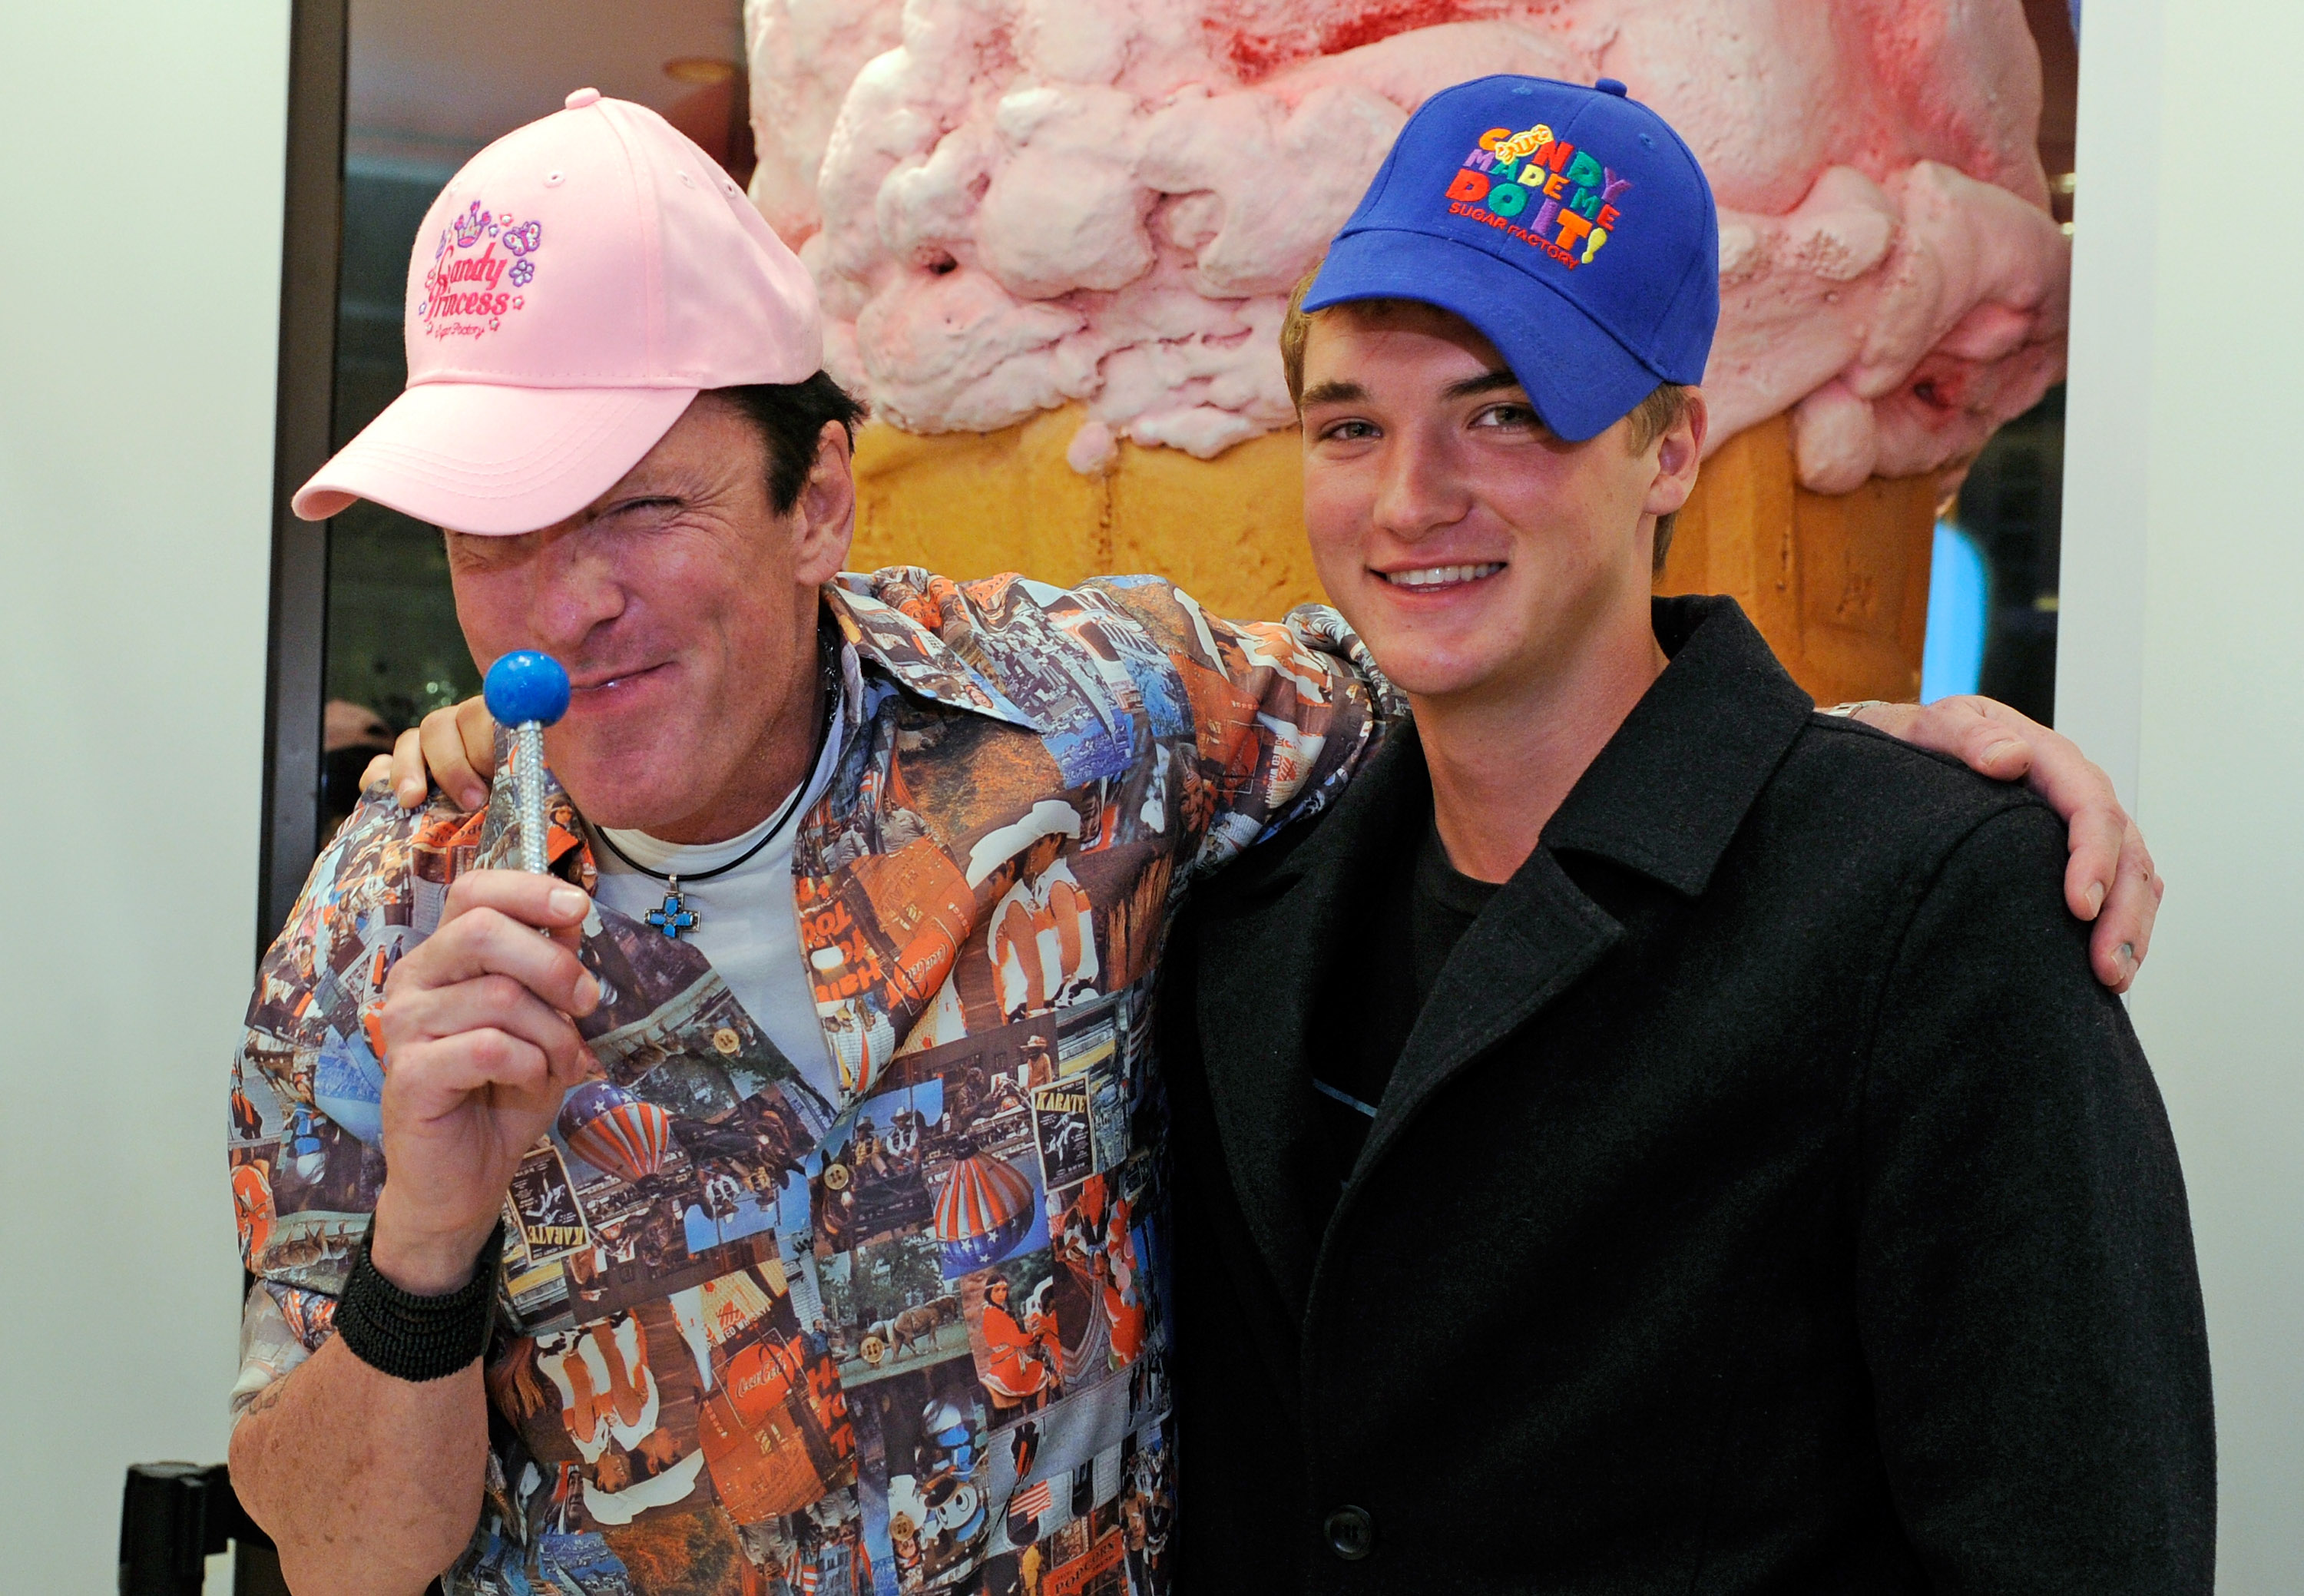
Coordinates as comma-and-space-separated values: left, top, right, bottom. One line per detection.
322, 0, 748, 826
1923, 386, 2066, 719
1921, 0, 2074, 724
1958, 385, 2065, 723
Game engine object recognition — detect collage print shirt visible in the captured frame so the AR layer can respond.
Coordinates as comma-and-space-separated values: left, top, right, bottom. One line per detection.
229, 568, 1395, 1596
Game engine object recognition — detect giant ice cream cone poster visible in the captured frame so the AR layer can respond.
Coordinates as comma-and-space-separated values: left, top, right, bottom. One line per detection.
743, 0, 2068, 704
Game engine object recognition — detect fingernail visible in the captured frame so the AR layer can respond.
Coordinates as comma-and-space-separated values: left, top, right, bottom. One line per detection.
2085, 881, 2106, 916
2119, 942, 2137, 972
1985, 738, 2024, 761
549, 886, 589, 917
463, 784, 488, 810
575, 973, 602, 1012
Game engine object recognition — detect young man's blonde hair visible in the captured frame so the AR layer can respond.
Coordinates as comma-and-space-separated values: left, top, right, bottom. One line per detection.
1279, 263, 1693, 573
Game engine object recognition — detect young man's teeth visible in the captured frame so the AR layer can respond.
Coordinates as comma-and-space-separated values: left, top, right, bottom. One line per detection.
1389, 563, 1503, 588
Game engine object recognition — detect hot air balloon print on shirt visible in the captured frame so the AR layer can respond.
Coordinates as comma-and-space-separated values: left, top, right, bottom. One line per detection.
932, 1145, 1046, 1276
558, 1080, 677, 1186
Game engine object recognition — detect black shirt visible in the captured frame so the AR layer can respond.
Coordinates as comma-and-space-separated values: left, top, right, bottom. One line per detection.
1313, 815, 1498, 1184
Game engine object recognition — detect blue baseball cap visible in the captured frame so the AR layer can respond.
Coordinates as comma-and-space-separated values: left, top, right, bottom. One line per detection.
1303, 75, 1719, 442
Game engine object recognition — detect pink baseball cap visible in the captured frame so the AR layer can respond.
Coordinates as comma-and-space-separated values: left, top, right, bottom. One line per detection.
293, 87, 823, 535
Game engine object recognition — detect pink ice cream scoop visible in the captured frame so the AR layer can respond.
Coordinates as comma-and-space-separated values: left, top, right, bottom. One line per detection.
744, 0, 2067, 492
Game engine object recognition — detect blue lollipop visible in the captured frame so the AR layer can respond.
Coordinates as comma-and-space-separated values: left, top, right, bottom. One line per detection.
482, 650, 571, 874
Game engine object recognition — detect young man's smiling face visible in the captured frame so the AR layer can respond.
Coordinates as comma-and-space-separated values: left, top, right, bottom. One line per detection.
1298, 300, 1704, 711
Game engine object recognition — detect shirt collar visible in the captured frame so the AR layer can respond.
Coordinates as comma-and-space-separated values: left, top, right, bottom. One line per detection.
824, 574, 1043, 733
1540, 594, 1815, 897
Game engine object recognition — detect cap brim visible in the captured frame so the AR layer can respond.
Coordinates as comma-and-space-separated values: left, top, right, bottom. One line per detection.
292, 382, 701, 534
1303, 230, 1664, 442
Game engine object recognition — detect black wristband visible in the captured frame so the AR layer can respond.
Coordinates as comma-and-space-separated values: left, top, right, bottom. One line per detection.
335, 1219, 504, 1382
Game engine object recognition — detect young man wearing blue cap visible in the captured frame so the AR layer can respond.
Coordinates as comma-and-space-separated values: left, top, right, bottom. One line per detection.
1163, 76, 2213, 1592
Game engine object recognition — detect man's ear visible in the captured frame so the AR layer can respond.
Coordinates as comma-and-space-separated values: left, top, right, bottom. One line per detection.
793, 419, 857, 585
1644, 388, 1708, 519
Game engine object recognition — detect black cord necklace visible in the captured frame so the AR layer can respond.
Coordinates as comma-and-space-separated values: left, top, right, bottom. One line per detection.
595, 651, 837, 942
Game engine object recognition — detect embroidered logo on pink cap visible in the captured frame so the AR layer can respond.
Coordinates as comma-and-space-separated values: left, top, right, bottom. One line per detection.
293, 86, 823, 535
418, 200, 543, 339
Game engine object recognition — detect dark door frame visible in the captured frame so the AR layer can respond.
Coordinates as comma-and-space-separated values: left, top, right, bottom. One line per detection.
257, 0, 349, 960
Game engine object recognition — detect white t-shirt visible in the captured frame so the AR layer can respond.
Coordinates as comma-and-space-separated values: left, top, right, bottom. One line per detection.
587, 712, 847, 1107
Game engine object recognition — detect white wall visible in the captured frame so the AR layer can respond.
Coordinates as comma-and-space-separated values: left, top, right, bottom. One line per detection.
2060, 0, 2304, 1587
0, 4, 289, 1589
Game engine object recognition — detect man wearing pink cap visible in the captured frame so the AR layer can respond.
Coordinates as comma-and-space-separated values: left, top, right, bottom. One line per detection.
227, 91, 2157, 1595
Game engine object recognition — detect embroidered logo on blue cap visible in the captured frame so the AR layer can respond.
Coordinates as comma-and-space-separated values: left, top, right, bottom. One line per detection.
1442, 122, 1633, 270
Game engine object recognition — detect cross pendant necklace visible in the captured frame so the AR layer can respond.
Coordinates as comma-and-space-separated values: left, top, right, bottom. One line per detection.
645, 876, 700, 941
611, 800, 793, 942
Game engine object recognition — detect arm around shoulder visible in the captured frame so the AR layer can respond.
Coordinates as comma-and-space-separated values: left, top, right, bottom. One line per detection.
1081, 578, 1395, 876
1854, 802, 2214, 1593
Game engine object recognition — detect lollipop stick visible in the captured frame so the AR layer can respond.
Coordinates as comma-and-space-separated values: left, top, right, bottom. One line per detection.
482, 651, 572, 879
515, 721, 548, 875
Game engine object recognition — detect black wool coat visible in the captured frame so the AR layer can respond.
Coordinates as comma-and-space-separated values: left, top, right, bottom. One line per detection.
1163, 596, 2213, 1594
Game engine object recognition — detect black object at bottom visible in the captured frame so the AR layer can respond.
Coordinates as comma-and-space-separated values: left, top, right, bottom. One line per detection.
118, 1462, 273, 1595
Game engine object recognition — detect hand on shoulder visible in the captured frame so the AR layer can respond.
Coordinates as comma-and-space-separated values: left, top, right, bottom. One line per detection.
1844, 696, 2163, 993
361, 695, 497, 814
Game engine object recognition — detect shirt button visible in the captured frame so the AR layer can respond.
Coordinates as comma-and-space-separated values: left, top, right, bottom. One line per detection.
1324, 1505, 1375, 1561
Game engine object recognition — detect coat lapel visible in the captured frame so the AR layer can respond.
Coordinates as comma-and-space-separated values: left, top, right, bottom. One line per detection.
1326, 598, 1806, 1232
1192, 727, 1426, 1320
1348, 846, 1623, 1190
